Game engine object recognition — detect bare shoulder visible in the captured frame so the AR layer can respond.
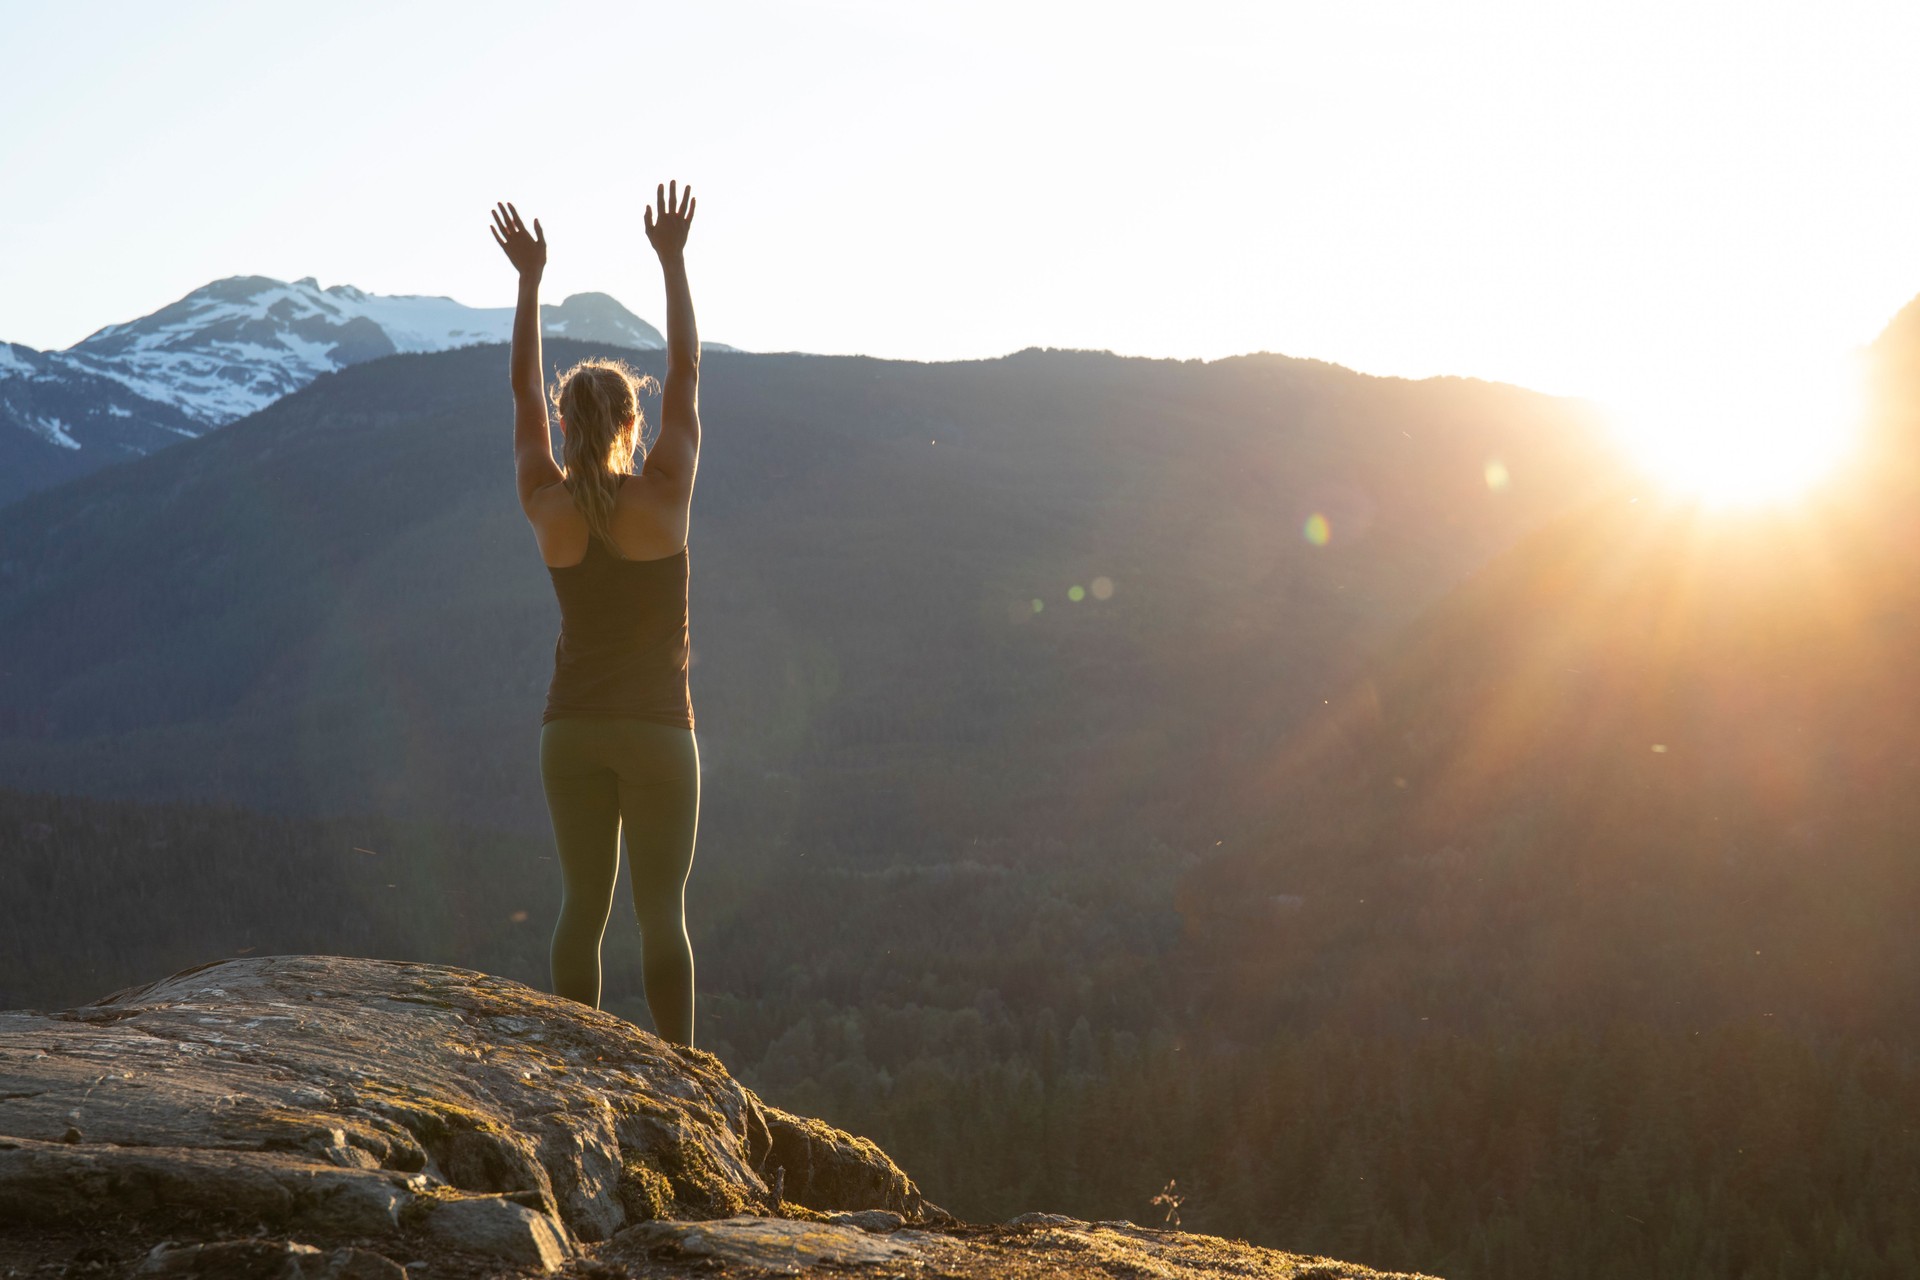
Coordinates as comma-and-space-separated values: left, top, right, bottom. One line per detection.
629, 465, 692, 511
525, 475, 686, 561
524, 480, 584, 566
615, 472, 692, 558
523, 477, 575, 529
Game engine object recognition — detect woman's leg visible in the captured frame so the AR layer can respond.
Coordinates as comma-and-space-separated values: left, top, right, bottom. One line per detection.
540, 720, 624, 1008
612, 723, 701, 1045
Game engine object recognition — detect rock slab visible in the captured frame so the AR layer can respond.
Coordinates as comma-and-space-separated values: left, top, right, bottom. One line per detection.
604, 1213, 1442, 1279
0, 955, 922, 1266
136, 1239, 406, 1278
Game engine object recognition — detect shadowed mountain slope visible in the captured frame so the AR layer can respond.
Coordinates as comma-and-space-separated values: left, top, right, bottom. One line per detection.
0, 341, 1618, 849
1180, 493, 1920, 1039
0, 342, 202, 506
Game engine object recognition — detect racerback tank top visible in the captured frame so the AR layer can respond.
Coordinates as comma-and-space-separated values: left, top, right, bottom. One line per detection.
543, 533, 694, 728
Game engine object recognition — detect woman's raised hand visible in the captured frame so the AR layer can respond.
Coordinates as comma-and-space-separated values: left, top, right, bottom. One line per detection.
490, 202, 546, 279
644, 181, 695, 260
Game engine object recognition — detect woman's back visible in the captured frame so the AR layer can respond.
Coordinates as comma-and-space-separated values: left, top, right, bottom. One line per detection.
528, 471, 691, 568
543, 533, 693, 728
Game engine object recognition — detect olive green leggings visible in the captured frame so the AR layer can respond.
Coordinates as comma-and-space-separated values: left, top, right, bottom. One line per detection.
539, 718, 699, 1044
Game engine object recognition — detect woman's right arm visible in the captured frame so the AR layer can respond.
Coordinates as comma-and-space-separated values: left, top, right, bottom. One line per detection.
489, 201, 564, 515
641, 181, 701, 502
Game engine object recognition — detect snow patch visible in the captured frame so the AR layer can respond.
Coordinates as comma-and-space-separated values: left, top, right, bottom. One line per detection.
30, 416, 81, 450
338, 290, 511, 353
272, 329, 343, 370
0, 344, 37, 378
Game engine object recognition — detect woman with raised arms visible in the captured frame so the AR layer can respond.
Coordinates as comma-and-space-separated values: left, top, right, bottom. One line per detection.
489, 184, 702, 1044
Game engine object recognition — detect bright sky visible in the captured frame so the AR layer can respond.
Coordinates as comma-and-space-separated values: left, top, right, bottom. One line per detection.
5, 0, 1920, 488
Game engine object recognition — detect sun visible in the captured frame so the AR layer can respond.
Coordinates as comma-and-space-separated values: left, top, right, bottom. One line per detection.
1604, 352, 1866, 507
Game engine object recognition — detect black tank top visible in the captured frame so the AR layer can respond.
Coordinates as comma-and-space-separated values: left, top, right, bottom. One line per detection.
543, 534, 694, 727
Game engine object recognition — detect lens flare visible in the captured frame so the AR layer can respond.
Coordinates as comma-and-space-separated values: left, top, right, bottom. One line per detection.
1303, 513, 1331, 546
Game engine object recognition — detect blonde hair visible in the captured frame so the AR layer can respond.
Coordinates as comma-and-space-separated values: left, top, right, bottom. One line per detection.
550, 358, 657, 551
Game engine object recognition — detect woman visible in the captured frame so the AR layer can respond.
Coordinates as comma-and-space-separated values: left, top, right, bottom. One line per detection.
489, 185, 702, 1045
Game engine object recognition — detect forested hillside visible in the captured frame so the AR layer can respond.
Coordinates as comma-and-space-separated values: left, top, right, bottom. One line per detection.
0, 340, 1611, 842
10, 320, 1920, 1278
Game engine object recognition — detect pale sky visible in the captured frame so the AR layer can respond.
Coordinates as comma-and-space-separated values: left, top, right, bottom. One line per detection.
5, 0, 1920, 466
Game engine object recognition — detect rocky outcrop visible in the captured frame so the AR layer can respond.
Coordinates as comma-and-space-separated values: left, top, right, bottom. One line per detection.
618, 1215, 1442, 1279
0, 956, 1435, 1278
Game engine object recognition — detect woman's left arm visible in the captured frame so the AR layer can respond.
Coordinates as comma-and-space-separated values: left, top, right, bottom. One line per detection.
490, 202, 564, 512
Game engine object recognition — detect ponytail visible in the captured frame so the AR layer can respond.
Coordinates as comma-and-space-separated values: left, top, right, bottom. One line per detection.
551, 359, 655, 553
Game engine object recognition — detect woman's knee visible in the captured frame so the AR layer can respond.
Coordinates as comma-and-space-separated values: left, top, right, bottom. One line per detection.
633, 898, 688, 938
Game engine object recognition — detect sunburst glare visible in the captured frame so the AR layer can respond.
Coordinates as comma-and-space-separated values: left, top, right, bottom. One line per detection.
1605, 350, 1866, 507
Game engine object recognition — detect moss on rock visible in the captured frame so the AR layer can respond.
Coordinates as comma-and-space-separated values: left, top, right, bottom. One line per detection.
618, 1154, 675, 1222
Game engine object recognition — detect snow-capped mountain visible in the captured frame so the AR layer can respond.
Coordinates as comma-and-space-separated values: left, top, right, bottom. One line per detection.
2, 276, 681, 507
59, 276, 668, 426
